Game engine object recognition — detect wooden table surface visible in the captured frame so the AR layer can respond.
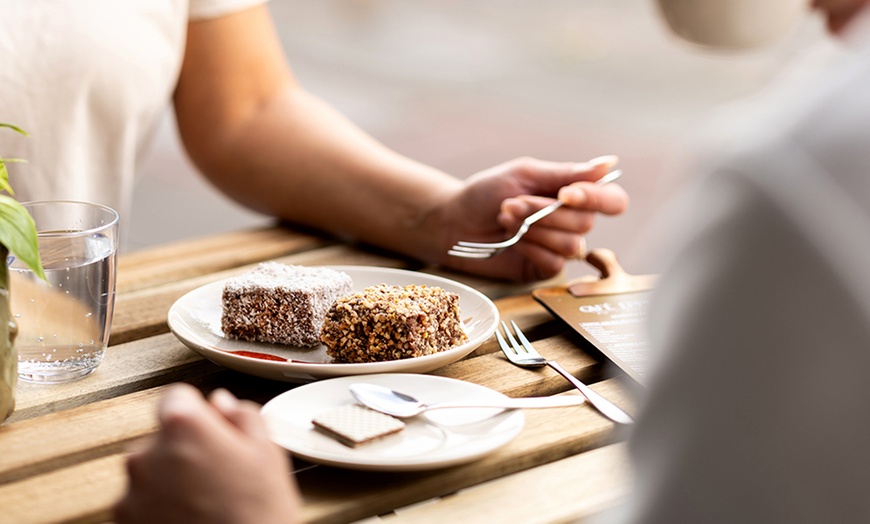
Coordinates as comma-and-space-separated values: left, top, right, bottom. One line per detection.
0, 225, 638, 524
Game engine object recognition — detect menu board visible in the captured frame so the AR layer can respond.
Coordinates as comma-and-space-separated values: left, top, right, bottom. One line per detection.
532, 249, 656, 385
533, 288, 651, 384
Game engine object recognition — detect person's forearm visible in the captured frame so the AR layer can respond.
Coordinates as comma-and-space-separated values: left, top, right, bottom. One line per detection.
173, 6, 461, 263
186, 88, 462, 261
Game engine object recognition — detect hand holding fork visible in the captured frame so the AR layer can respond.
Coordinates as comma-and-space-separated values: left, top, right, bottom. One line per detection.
449, 169, 622, 259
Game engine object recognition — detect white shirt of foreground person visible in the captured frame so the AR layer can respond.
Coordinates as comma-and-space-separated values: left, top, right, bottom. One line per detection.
623, 10, 870, 524
0, 0, 264, 218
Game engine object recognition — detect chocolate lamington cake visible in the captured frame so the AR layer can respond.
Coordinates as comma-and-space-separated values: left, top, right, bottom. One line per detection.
320, 284, 467, 363
221, 263, 353, 346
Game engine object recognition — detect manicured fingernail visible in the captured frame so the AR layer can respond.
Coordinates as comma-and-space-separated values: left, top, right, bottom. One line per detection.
587, 155, 619, 168
559, 186, 586, 205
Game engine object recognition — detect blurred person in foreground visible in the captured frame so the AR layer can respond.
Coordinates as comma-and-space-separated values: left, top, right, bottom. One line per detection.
116, 1, 870, 522
624, 0, 870, 522
1, 2, 627, 284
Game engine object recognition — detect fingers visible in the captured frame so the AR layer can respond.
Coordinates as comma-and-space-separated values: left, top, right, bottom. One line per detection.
208, 388, 295, 489
156, 385, 272, 445
117, 384, 300, 524
499, 174, 627, 220
514, 242, 568, 282
522, 226, 587, 258
579, 154, 620, 178
505, 154, 620, 192
209, 388, 271, 442
123, 439, 154, 484
499, 195, 597, 234
442, 154, 629, 283
494, 154, 628, 214
157, 383, 216, 438
558, 180, 629, 215
157, 384, 260, 451
158, 384, 260, 432
497, 196, 592, 270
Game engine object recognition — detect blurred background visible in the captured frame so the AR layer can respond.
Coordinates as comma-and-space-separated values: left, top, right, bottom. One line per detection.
132, 0, 835, 276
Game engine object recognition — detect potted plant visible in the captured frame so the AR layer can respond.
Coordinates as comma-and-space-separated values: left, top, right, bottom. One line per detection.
0, 123, 45, 422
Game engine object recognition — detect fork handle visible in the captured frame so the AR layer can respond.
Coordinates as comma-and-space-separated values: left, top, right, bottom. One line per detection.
545, 361, 633, 425
522, 200, 563, 227
519, 169, 623, 230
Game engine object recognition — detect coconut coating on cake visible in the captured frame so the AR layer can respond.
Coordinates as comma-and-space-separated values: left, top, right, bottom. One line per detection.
221, 263, 353, 346
320, 284, 467, 363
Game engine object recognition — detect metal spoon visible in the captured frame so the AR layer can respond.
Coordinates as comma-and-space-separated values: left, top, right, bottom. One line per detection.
348, 383, 585, 418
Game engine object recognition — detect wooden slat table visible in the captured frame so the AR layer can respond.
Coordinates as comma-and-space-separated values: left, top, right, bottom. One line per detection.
0, 225, 638, 524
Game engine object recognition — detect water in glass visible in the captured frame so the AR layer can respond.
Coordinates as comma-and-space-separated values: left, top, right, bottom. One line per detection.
10, 232, 116, 383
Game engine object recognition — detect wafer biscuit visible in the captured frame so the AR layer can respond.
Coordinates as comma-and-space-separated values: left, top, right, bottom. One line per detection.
312, 404, 405, 447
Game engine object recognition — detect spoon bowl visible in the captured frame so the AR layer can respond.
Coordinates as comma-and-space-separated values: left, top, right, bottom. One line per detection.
349, 382, 585, 418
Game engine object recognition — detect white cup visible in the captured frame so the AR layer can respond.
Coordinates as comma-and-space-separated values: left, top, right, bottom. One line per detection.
655, 0, 807, 50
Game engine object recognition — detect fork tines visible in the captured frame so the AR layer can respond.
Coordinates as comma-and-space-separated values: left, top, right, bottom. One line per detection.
447, 247, 498, 258
496, 319, 635, 425
496, 321, 546, 367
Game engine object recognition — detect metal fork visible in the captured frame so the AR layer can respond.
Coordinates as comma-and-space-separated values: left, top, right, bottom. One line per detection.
448, 169, 622, 258
496, 320, 633, 425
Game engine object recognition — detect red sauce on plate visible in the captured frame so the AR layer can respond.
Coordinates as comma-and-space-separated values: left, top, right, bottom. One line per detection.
229, 350, 288, 362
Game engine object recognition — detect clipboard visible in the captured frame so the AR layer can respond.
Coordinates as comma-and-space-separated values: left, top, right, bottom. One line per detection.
532, 249, 656, 385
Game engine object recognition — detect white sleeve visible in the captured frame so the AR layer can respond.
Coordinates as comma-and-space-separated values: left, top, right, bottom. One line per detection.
189, 0, 269, 20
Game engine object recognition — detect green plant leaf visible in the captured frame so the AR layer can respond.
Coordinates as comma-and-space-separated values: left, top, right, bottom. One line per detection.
0, 156, 9, 194
0, 122, 28, 195
0, 157, 26, 196
0, 194, 45, 280
0, 123, 42, 279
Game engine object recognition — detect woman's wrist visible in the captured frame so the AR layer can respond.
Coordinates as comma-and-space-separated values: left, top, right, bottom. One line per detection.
397, 179, 464, 265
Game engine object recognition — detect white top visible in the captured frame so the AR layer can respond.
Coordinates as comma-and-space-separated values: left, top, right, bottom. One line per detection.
621, 11, 870, 524
0, 0, 265, 219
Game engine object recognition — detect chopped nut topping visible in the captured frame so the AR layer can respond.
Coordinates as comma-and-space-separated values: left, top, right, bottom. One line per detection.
320, 284, 467, 363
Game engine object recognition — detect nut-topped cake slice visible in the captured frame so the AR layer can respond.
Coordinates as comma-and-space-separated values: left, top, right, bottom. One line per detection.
221, 263, 352, 346
320, 284, 467, 363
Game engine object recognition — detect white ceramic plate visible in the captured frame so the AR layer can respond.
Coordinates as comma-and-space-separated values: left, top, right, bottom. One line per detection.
261, 373, 525, 471
167, 266, 499, 382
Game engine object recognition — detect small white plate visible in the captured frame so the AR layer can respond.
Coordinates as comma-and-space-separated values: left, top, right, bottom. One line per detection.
261, 374, 525, 471
167, 266, 499, 382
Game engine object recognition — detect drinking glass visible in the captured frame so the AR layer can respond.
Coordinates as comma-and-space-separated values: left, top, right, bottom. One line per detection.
8, 201, 119, 383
